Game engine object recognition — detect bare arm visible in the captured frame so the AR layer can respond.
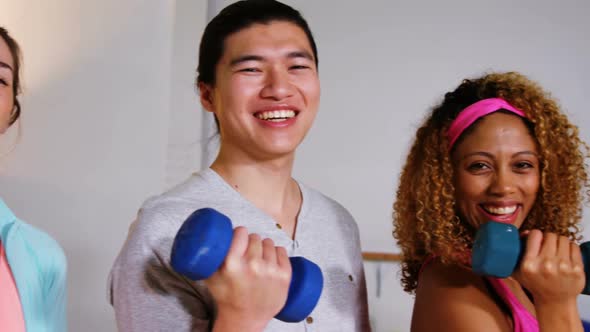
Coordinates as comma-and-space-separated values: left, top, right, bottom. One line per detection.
411, 261, 512, 332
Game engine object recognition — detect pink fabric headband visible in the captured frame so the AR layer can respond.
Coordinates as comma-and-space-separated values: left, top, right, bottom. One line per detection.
447, 98, 526, 149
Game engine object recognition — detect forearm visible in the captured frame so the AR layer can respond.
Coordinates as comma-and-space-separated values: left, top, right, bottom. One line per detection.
536, 300, 583, 332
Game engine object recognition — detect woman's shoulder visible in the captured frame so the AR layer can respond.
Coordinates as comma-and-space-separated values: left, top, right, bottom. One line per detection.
419, 257, 482, 286
17, 221, 67, 273
0, 199, 65, 260
412, 259, 512, 331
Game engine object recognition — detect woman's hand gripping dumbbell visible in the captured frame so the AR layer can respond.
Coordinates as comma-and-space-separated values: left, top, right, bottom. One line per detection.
472, 221, 589, 295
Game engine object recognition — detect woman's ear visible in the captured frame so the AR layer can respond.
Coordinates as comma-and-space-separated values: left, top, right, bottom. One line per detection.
9, 99, 20, 126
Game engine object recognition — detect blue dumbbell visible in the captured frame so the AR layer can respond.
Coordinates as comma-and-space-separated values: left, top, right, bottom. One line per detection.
170, 208, 324, 322
472, 221, 590, 295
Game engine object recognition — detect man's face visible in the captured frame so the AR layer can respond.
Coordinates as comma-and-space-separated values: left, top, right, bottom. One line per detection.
200, 21, 320, 160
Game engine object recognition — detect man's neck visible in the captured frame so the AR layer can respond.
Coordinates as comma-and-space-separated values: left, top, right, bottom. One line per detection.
210, 150, 301, 237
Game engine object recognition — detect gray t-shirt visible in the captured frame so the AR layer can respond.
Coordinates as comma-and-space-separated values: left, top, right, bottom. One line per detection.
108, 168, 370, 331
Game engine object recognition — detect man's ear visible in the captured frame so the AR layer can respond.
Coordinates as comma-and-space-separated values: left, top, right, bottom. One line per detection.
198, 82, 215, 113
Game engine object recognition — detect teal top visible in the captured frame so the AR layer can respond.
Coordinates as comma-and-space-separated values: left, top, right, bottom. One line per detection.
0, 198, 67, 332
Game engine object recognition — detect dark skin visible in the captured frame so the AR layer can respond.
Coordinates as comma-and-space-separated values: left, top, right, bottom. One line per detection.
411, 113, 585, 332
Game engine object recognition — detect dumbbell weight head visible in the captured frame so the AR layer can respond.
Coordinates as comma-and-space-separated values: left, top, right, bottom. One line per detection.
472, 222, 522, 278
276, 256, 324, 322
170, 208, 233, 280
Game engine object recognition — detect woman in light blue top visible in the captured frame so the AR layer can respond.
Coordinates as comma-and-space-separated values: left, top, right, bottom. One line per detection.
0, 26, 67, 332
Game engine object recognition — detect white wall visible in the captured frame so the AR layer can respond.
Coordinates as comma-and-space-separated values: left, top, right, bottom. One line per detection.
0, 0, 199, 330
166, 1, 208, 188
1, 0, 588, 331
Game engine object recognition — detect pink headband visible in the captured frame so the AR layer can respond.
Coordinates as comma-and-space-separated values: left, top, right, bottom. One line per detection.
447, 98, 526, 149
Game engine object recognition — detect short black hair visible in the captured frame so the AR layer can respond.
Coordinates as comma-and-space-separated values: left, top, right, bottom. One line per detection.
196, 0, 318, 87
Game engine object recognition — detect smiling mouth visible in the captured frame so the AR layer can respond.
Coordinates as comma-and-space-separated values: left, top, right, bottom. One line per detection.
478, 204, 521, 224
480, 205, 517, 215
254, 110, 298, 122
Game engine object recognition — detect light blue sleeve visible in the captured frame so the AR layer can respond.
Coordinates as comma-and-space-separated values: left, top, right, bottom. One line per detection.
17, 222, 68, 332
42, 238, 68, 332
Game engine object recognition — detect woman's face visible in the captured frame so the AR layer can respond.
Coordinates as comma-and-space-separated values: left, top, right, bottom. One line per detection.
0, 36, 15, 134
452, 112, 540, 230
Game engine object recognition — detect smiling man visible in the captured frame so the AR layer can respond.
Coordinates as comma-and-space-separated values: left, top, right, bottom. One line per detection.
108, 1, 370, 331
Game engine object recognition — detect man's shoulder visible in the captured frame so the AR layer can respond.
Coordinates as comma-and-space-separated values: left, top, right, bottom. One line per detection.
300, 183, 356, 225
142, 169, 224, 214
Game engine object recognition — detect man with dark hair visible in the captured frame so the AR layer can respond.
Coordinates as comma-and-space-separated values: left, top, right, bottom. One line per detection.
109, 1, 370, 331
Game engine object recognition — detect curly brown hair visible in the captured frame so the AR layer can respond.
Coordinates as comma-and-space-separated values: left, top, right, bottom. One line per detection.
392, 71, 590, 293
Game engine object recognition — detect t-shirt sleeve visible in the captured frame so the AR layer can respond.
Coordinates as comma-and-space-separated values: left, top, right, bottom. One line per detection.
349, 214, 371, 331
108, 206, 215, 331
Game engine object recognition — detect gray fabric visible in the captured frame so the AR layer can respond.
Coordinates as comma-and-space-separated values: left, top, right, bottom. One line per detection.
108, 168, 370, 331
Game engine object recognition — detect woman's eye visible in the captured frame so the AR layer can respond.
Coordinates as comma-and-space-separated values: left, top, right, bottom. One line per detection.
468, 162, 489, 170
515, 162, 534, 169
0, 78, 7, 86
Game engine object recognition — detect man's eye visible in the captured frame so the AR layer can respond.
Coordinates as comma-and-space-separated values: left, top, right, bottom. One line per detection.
239, 68, 260, 73
290, 65, 309, 70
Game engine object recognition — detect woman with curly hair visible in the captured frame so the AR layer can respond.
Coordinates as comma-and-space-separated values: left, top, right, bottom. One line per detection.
0, 27, 67, 331
393, 71, 588, 332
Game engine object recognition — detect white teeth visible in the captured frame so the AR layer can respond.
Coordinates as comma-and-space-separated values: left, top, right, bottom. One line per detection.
255, 110, 296, 120
483, 205, 517, 215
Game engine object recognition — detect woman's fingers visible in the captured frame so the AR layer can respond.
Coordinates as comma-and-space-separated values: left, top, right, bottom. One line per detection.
539, 232, 557, 258
522, 229, 543, 262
